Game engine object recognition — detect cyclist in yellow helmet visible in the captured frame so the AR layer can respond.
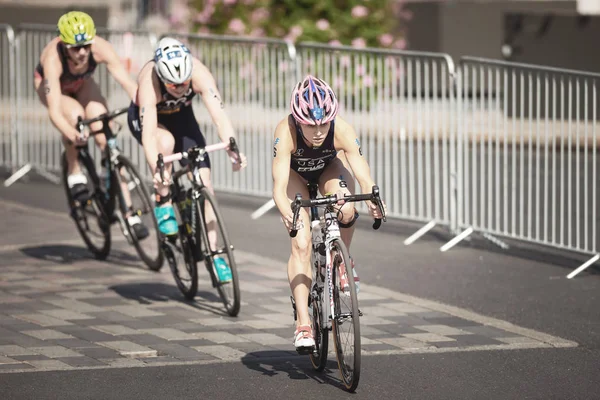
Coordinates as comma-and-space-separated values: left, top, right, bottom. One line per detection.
34, 11, 149, 239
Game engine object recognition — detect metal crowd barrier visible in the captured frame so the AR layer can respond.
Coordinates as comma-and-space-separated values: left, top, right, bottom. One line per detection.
1, 24, 599, 278
448, 57, 600, 278
0, 24, 16, 176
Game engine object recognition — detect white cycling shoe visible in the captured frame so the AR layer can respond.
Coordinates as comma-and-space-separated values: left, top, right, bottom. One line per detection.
294, 325, 315, 354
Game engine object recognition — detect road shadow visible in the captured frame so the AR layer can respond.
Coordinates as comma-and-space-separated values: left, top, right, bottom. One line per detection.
109, 282, 229, 316
18, 244, 145, 269
240, 350, 348, 391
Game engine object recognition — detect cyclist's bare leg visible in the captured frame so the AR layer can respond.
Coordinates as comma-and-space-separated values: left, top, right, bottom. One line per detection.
77, 79, 108, 151
285, 170, 312, 328
151, 126, 176, 200
319, 152, 357, 250
34, 80, 85, 175
77, 79, 138, 214
198, 167, 218, 250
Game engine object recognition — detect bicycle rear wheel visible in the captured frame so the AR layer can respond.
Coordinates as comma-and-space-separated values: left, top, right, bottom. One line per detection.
195, 187, 241, 316
113, 155, 163, 271
61, 150, 111, 260
331, 238, 361, 392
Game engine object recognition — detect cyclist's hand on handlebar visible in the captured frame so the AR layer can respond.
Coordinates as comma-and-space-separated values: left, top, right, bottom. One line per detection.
282, 212, 303, 232
70, 130, 88, 146
227, 150, 247, 172
367, 199, 386, 219
334, 190, 348, 206
153, 168, 171, 188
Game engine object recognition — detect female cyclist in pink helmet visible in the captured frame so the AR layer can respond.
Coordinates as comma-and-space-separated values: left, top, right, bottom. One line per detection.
272, 75, 387, 352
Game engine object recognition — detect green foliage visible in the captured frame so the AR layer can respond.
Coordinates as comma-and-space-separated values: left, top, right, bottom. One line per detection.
189, 0, 406, 49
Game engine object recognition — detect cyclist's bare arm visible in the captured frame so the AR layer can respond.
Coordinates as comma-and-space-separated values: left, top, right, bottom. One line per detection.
41, 54, 81, 144
191, 58, 235, 144
334, 117, 385, 217
272, 119, 295, 227
136, 64, 161, 171
92, 36, 137, 101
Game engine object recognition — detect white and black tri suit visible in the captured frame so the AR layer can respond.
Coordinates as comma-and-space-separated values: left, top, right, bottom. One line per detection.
289, 115, 337, 183
127, 66, 210, 168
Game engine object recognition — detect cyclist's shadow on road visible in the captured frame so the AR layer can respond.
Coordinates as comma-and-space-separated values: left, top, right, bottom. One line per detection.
19, 244, 143, 269
241, 351, 346, 390
108, 282, 229, 316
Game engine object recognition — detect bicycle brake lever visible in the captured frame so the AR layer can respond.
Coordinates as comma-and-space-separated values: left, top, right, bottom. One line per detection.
289, 194, 302, 238
157, 154, 165, 183
228, 137, 241, 163
371, 185, 386, 229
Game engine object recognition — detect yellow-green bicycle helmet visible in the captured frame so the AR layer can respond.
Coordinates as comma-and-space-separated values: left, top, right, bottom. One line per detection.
57, 11, 96, 46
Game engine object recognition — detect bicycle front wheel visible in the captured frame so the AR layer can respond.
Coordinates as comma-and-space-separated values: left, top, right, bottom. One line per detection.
61, 150, 111, 260
309, 287, 329, 371
114, 155, 163, 271
195, 187, 240, 316
331, 238, 361, 392
163, 231, 198, 300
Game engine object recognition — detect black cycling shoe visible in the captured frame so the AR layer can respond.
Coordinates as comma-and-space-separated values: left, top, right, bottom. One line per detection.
128, 215, 149, 240
70, 183, 90, 203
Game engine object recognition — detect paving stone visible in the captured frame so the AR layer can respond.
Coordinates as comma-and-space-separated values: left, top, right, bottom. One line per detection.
97, 341, 157, 358
92, 325, 140, 336
151, 344, 213, 360
423, 316, 481, 328
56, 356, 108, 368
11, 355, 51, 361
55, 327, 117, 342
0, 363, 34, 371
238, 333, 289, 346
140, 328, 197, 341
413, 325, 474, 336
0, 345, 39, 356
79, 347, 122, 359
28, 346, 84, 358
191, 331, 251, 344
97, 358, 146, 367
192, 345, 247, 360
24, 360, 74, 370
444, 334, 506, 347
110, 306, 164, 318
22, 329, 75, 340
39, 310, 95, 321
49, 339, 102, 349
0, 355, 19, 364
12, 314, 73, 327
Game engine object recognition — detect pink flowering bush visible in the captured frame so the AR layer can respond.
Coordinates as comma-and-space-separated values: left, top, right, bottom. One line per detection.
189, 0, 407, 49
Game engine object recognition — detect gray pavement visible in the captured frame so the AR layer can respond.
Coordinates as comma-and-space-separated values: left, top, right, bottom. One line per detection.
0, 180, 599, 399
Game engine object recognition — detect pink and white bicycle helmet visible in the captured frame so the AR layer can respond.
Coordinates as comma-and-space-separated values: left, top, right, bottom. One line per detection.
290, 75, 339, 125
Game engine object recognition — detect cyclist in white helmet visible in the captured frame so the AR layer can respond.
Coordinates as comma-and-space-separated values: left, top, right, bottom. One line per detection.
127, 36, 247, 283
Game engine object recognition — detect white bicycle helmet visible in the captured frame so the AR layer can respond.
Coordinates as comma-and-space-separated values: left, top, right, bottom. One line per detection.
154, 37, 193, 85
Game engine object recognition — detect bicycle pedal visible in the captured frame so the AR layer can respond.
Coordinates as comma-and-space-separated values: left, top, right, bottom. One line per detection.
295, 346, 315, 356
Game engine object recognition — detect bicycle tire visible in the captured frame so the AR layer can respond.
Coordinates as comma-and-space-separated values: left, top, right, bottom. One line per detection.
195, 186, 241, 316
331, 238, 361, 392
61, 150, 111, 260
163, 231, 198, 300
309, 287, 329, 371
114, 155, 163, 271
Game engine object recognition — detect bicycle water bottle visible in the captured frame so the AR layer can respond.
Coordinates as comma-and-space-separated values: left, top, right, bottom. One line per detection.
311, 220, 326, 281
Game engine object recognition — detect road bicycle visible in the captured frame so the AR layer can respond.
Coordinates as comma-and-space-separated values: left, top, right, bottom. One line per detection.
61, 107, 163, 270
289, 184, 386, 392
156, 138, 241, 316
